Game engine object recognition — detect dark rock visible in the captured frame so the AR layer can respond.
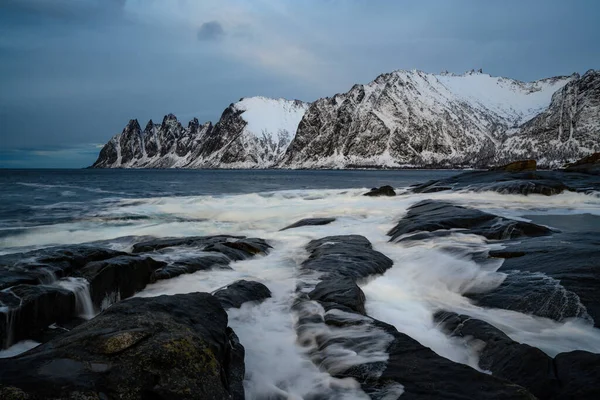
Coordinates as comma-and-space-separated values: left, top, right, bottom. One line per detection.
474, 231, 600, 327
411, 170, 590, 195
435, 311, 558, 399
153, 254, 231, 280
0, 293, 245, 400
213, 280, 271, 309
554, 351, 600, 399
294, 235, 533, 399
0, 284, 76, 348
491, 159, 537, 172
132, 235, 243, 253
363, 185, 396, 197
302, 235, 393, 280
308, 278, 366, 315
468, 271, 593, 323
388, 200, 553, 242
565, 152, 600, 175
0, 246, 127, 290
76, 255, 166, 308
280, 217, 336, 231
132, 235, 271, 261
436, 312, 600, 400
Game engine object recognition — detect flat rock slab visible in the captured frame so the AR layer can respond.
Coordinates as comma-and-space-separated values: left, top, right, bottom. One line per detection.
302, 235, 393, 280
474, 231, 600, 327
213, 279, 271, 309
294, 235, 533, 399
363, 185, 396, 197
411, 170, 600, 195
280, 217, 336, 231
388, 200, 553, 242
0, 292, 245, 400
0, 246, 127, 290
435, 311, 600, 400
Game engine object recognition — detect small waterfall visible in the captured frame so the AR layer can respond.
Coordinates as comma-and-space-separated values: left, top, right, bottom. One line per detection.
1, 290, 21, 349
55, 277, 95, 320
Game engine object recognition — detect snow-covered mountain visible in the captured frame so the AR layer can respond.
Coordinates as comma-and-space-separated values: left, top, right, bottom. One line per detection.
92, 97, 308, 168
92, 69, 599, 169
280, 70, 579, 168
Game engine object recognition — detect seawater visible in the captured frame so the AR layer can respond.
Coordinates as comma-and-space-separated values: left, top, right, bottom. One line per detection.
1, 168, 600, 399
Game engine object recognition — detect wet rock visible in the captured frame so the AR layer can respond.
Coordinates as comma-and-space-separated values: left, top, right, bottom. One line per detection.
491, 159, 537, 172
132, 235, 243, 253
554, 351, 600, 399
388, 200, 553, 242
436, 311, 600, 400
295, 235, 533, 399
76, 255, 166, 308
0, 246, 127, 290
410, 170, 596, 195
468, 271, 593, 323
0, 284, 76, 348
565, 152, 600, 175
308, 278, 366, 315
153, 254, 231, 280
133, 235, 271, 261
363, 185, 396, 197
0, 293, 245, 400
475, 231, 600, 327
213, 280, 271, 309
303, 235, 393, 280
435, 311, 558, 399
280, 217, 336, 231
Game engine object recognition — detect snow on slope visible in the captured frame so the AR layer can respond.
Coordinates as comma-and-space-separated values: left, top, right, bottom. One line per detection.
234, 97, 309, 143
93, 69, 599, 169
280, 69, 576, 168
93, 97, 308, 169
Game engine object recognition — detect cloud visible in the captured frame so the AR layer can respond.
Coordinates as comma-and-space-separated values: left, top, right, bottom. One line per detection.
197, 21, 225, 41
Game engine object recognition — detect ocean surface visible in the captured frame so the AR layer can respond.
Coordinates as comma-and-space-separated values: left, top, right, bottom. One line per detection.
2, 168, 600, 399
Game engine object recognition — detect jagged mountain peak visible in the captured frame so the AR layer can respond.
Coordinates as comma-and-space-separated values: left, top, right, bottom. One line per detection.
92, 68, 599, 169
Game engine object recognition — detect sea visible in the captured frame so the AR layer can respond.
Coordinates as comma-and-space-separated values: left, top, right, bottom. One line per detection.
1, 168, 600, 399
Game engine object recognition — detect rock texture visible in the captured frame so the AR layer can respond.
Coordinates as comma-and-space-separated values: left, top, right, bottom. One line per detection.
293, 235, 535, 399
0, 293, 246, 400
92, 69, 600, 169
435, 311, 600, 400
0, 235, 270, 349
387, 200, 553, 242
92, 97, 308, 168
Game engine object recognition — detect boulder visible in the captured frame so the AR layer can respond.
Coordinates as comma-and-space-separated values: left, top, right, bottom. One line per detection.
565, 152, 600, 175
280, 217, 336, 231
213, 280, 272, 309
388, 200, 553, 242
473, 231, 600, 327
491, 159, 537, 172
302, 235, 393, 280
76, 255, 167, 308
294, 235, 534, 399
363, 185, 396, 197
410, 169, 599, 195
0, 284, 76, 348
435, 311, 558, 399
0, 246, 127, 290
436, 311, 600, 400
153, 254, 231, 280
0, 293, 245, 400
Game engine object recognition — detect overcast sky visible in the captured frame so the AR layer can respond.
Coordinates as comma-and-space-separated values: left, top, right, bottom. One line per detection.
1, 0, 599, 168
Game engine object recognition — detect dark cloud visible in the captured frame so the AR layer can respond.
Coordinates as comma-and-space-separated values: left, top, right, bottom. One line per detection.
197, 21, 225, 41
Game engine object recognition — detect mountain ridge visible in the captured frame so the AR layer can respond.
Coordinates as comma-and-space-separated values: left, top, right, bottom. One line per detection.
92, 69, 599, 169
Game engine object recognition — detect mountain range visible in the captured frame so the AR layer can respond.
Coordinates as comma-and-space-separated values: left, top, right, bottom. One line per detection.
92, 69, 599, 169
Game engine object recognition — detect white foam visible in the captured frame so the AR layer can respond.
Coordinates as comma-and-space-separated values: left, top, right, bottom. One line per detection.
2, 187, 599, 395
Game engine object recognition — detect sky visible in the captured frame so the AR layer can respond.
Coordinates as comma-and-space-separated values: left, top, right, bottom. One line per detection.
0, 0, 599, 168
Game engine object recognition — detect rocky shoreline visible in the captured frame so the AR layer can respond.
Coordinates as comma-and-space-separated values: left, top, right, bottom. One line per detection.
1, 156, 600, 399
